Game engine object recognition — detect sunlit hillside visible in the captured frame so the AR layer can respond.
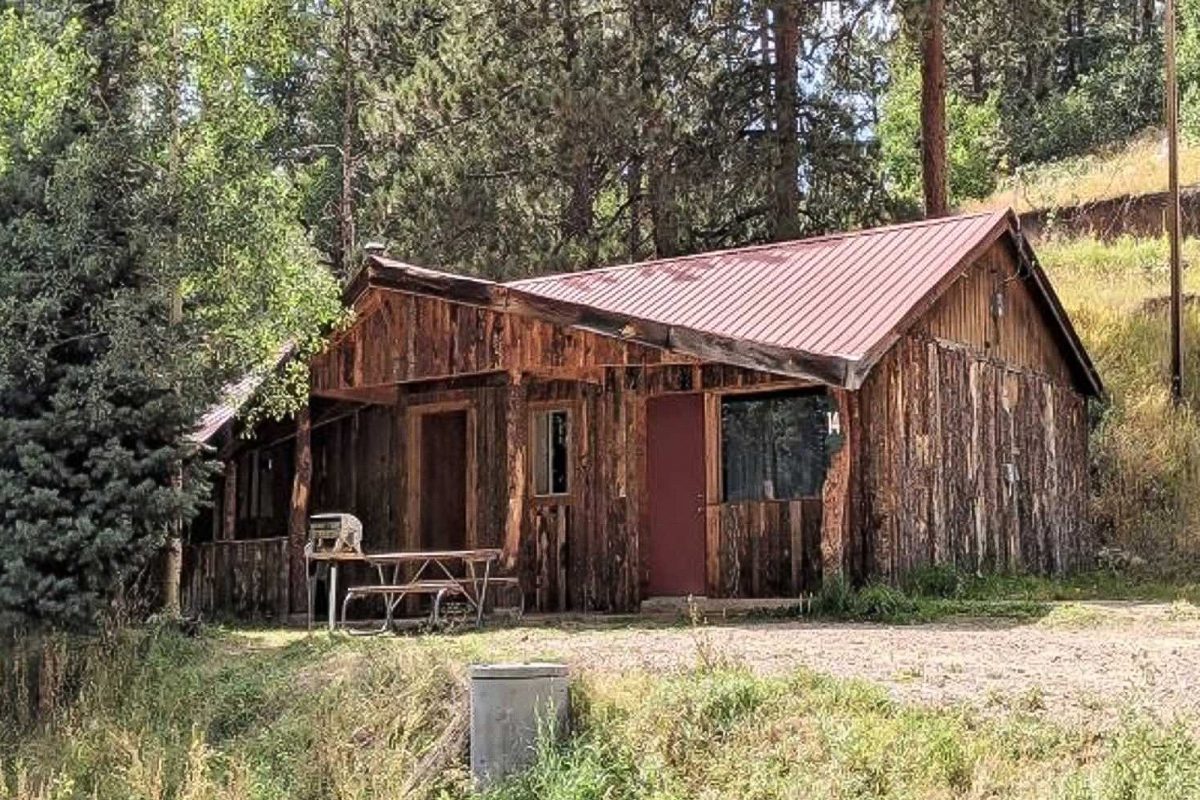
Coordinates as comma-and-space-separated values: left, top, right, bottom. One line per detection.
1040, 235, 1200, 566
965, 131, 1200, 214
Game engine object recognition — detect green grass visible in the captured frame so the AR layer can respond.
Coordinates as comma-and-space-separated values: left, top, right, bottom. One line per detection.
491, 667, 1200, 800
5, 626, 1200, 800
772, 567, 1200, 626
793, 576, 1049, 625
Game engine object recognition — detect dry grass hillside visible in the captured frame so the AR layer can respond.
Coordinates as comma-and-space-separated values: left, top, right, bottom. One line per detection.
1040, 235, 1200, 568
965, 131, 1200, 214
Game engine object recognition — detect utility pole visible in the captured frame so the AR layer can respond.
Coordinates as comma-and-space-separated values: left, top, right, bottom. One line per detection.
1167, 0, 1184, 405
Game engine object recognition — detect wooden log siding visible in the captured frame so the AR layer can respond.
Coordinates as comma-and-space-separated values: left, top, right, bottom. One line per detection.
856, 335, 1088, 580
183, 537, 290, 619
920, 240, 1078, 388
199, 233, 1096, 619
310, 291, 695, 395
716, 499, 823, 597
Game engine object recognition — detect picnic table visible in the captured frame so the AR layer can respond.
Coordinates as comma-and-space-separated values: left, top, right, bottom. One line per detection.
306, 548, 506, 633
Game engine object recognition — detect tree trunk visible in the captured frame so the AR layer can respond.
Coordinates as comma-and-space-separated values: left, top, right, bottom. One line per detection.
160, 530, 182, 616
336, 0, 357, 278
627, 156, 643, 261
635, 1, 676, 258
968, 53, 984, 99
558, 0, 598, 264
161, 288, 184, 618
288, 405, 312, 614
648, 164, 679, 257
158, 15, 187, 619
771, 0, 801, 240
1064, 6, 1078, 83
919, 0, 949, 218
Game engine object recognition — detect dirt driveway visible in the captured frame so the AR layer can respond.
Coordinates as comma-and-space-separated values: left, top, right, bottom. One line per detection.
473, 602, 1200, 725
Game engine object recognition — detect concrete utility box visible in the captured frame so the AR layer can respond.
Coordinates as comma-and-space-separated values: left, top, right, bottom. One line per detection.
469, 662, 570, 787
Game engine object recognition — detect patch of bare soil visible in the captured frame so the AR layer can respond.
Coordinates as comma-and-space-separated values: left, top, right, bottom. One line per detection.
481, 602, 1200, 726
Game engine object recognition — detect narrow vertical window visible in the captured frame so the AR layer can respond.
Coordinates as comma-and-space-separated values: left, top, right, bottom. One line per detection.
532, 409, 570, 496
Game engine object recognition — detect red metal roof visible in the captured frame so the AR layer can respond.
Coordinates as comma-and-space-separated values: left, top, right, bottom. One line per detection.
350, 207, 1100, 395
193, 372, 264, 444
507, 211, 1008, 363
192, 343, 295, 444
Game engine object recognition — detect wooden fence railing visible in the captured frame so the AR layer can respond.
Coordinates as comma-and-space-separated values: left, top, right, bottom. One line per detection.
183, 537, 291, 620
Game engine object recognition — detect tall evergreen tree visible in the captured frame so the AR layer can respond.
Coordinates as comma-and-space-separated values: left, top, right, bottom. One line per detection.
0, 0, 341, 631
314, 0, 889, 278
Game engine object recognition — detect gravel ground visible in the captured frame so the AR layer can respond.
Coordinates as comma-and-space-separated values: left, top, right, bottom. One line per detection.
473, 602, 1200, 725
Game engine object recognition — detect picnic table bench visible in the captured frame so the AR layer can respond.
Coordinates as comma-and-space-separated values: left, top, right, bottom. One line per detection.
307, 546, 516, 633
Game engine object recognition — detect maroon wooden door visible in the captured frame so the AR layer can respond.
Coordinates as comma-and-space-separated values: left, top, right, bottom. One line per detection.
419, 410, 467, 551
646, 393, 707, 596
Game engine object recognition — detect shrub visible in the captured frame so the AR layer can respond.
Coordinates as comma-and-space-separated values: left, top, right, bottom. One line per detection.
900, 565, 963, 599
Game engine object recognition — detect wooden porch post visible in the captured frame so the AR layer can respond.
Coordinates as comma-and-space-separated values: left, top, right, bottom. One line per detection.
503, 373, 527, 569
703, 393, 721, 596
820, 389, 857, 582
221, 458, 238, 541
288, 404, 312, 614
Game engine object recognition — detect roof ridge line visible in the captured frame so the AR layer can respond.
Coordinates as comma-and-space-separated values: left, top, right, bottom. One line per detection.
506, 210, 1007, 286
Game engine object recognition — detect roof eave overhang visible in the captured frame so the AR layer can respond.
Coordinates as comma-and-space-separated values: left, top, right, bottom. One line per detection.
354, 256, 851, 387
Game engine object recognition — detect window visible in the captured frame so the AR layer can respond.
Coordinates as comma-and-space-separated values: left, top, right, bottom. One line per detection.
532, 408, 570, 496
721, 391, 832, 502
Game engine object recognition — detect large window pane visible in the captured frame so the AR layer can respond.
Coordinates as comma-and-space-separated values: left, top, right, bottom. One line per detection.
721, 392, 831, 501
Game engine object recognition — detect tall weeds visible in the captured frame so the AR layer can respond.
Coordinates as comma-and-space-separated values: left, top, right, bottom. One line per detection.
1042, 235, 1200, 574
0, 629, 470, 800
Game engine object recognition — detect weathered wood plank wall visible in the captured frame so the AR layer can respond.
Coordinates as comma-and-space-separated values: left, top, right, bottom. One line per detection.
395, 385, 510, 552
201, 237, 1093, 619
311, 291, 693, 394
182, 537, 289, 619
716, 499, 823, 597
511, 366, 810, 611
855, 239, 1091, 580
921, 242, 1077, 387
310, 404, 396, 550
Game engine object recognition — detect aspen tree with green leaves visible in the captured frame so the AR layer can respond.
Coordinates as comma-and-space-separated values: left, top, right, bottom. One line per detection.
0, 0, 341, 631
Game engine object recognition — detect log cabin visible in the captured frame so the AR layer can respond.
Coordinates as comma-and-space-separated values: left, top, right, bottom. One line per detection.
186, 209, 1102, 619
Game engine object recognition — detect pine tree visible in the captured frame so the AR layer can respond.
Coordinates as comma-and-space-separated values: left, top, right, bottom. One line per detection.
0, 0, 341, 631
323, 0, 889, 278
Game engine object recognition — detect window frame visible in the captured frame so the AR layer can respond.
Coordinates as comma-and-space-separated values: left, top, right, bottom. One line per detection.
529, 404, 573, 499
718, 388, 831, 504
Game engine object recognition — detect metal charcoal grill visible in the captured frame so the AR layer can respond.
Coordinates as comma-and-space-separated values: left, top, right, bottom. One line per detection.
306, 512, 363, 556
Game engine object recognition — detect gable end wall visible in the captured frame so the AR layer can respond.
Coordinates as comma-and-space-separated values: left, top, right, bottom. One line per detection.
852, 240, 1091, 581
